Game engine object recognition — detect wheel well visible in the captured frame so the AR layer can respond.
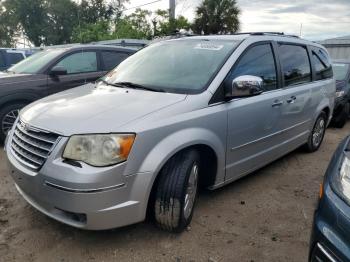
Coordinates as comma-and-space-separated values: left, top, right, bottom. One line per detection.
322, 107, 330, 120
0, 99, 32, 111
146, 144, 218, 219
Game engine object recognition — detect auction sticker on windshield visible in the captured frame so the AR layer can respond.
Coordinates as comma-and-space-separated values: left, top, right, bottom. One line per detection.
194, 43, 224, 51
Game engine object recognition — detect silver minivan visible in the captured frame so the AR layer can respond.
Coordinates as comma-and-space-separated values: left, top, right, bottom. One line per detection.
5, 33, 335, 232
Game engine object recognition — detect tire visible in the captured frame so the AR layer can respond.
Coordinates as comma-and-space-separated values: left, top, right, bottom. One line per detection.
0, 102, 26, 142
331, 103, 348, 128
154, 149, 200, 232
304, 112, 327, 152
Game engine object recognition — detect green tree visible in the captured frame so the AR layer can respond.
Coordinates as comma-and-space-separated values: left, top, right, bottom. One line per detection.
153, 9, 191, 36
72, 21, 111, 43
78, 0, 114, 24
125, 8, 152, 38
1, 0, 78, 46
0, 1, 18, 47
193, 0, 240, 35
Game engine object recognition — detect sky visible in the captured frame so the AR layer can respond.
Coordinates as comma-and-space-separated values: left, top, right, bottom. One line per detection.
124, 0, 350, 40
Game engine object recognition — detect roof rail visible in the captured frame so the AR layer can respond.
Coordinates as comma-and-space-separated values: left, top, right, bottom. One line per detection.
232, 32, 300, 38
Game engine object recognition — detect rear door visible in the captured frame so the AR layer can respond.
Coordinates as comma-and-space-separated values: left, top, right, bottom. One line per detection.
274, 43, 314, 145
47, 50, 99, 95
225, 42, 289, 181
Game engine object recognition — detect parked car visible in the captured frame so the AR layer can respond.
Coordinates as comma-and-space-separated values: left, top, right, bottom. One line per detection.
0, 48, 29, 71
331, 60, 350, 128
0, 45, 136, 141
309, 136, 350, 261
5, 33, 335, 232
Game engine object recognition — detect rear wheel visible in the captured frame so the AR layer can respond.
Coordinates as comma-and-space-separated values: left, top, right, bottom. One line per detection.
153, 149, 200, 232
304, 112, 327, 152
0, 103, 26, 142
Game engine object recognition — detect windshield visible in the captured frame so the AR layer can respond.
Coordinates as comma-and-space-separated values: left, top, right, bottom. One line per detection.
333, 63, 350, 81
8, 48, 65, 74
103, 39, 238, 94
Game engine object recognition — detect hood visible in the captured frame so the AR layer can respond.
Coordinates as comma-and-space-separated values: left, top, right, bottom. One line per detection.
20, 83, 187, 136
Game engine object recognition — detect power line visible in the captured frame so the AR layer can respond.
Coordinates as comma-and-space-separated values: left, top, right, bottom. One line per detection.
122, 0, 163, 11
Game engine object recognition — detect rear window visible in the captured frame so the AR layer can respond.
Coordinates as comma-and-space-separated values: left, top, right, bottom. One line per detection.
7, 52, 24, 65
101, 51, 130, 71
279, 44, 311, 87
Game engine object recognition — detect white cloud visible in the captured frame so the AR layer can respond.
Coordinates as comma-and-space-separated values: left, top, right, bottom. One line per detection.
124, 0, 350, 40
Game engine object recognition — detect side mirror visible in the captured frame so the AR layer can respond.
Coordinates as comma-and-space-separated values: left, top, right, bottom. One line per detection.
225, 75, 264, 99
50, 66, 67, 76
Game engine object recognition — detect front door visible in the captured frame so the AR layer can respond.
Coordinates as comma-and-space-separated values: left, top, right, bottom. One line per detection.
225, 42, 288, 182
47, 50, 99, 95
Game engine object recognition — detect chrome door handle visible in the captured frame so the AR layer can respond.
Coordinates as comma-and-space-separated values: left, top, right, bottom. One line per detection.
286, 96, 296, 104
272, 100, 284, 107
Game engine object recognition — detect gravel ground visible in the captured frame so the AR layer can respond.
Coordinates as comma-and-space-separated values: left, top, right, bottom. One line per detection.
0, 124, 349, 262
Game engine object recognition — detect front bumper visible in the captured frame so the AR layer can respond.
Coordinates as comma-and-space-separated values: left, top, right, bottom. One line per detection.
6, 132, 152, 230
310, 185, 350, 262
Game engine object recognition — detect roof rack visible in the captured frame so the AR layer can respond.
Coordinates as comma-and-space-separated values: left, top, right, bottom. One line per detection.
233, 32, 300, 38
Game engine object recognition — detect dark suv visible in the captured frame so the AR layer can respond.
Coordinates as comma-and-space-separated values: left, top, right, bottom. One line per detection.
0, 45, 135, 141
0, 48, 29, 71
331, 60, 350, 128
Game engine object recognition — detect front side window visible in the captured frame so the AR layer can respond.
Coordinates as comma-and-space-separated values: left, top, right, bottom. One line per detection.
103, 39, 239, 94
101, 51, 130, 71
55, 51, 97, 74
279, 44, 311, 86
228, 43, 277, 91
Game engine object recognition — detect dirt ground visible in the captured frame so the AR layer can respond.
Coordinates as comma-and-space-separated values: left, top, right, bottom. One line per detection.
0, 124, 349, 262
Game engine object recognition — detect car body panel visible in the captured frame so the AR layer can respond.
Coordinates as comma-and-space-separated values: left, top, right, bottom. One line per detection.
310, 136, 350, 261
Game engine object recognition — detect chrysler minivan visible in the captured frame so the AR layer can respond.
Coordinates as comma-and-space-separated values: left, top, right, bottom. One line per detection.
5, 33, 335, 232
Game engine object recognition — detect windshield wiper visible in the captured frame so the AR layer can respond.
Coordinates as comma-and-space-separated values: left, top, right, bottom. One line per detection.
97, 78, 124, 88
114, 81, 165, 93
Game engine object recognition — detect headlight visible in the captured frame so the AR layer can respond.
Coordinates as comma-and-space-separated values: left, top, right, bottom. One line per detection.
336, 90, 345, 98
63, 134, 135, 167
331, 154, 350, 203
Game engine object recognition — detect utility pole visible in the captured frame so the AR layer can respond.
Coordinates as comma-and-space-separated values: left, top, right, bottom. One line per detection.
169, 0, 176, 33
169, 0, 176, 21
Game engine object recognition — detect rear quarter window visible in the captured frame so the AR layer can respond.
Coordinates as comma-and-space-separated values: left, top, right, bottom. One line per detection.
312, 49, 333, 80
279, 44, 311, 87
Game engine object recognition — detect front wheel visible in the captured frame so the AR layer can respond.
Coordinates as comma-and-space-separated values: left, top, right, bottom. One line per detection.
304, 112, 327, 152
0, 103, 26, 142
154, 150, 200, 232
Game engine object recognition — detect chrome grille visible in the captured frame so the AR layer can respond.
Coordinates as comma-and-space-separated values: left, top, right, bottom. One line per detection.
10, 120, 60, 170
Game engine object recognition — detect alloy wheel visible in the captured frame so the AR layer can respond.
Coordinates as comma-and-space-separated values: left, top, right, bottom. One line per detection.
2, 109, 19, 135
183, 163, 198, 219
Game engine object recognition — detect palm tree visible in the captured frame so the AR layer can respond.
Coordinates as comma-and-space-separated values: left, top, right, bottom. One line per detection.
193, 0, 240, 35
